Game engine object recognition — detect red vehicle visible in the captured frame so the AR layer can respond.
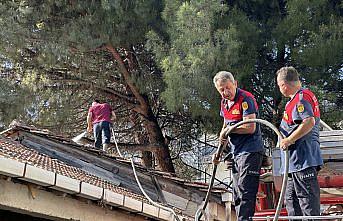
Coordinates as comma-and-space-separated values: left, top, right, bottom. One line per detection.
254, 129, 343, 219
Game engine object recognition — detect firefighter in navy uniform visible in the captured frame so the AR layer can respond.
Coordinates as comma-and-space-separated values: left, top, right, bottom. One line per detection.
276, 66, 323, 218
212, 71, 264, 221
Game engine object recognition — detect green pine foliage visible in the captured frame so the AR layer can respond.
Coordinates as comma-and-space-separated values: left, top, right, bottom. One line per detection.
148, 1, 266, 132
0, 0, 342, 175
148, 0, 343, 132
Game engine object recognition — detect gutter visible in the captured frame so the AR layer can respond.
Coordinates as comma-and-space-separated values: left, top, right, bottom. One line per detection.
0, 156, 183, 221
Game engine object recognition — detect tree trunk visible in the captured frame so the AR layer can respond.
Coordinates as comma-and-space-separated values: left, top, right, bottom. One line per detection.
139, 94, 175, 173
141, 151, 153, 168
106, 44, 175, 173
129, 111, 153, 169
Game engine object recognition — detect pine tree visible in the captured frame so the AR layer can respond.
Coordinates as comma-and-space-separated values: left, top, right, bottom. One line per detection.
148, 0, 343, 139
0, 0, 176, 172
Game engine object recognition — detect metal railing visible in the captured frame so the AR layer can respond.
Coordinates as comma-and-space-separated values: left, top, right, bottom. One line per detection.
252, 215, 343, 220
194, 119, 288, 221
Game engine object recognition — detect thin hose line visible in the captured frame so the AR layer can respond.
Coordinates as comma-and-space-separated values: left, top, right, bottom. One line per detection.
111, 128, 181, 221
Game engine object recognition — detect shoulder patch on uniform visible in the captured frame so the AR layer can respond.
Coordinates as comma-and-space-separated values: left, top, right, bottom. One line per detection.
242, 101, 249, 111
297, 103, 304, 113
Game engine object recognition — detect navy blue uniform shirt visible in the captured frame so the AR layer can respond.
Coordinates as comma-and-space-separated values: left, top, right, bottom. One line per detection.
279, 88, 323, 173
220, 88, 264, 156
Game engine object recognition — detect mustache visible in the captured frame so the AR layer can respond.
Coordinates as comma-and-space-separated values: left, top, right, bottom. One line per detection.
221, 93, 231, 98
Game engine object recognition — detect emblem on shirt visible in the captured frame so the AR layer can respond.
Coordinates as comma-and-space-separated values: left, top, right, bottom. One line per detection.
232, 109, 240, 115
297, 103, 304, 113
242, 102, 249, 111
283, 111, 288, 120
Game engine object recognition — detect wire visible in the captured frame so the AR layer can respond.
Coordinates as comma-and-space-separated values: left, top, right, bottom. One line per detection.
179, 157, 232, 190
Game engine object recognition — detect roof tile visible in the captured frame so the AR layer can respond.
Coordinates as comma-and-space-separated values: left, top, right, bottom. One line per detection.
0, 138, 147, 202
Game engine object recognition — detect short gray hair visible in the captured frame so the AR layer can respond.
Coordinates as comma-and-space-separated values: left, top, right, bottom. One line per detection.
213, 71, 235, 85
276, 66, 299, 83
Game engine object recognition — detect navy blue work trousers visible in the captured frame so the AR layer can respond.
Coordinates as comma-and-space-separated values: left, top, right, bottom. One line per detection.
232, 151, 263, 221
93, 121, 111, 148
285, 166, 320, 220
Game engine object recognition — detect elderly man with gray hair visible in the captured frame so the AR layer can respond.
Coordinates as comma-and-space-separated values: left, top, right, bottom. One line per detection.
212, 71, 264, 221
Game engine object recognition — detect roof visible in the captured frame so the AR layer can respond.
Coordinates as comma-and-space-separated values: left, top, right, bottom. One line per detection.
0, 122, 227, 220
0, 138, 145, 201
319, 130, 343, 176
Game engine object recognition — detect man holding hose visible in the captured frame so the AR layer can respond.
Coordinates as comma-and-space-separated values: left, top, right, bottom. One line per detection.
212, 71, 264, 221
87, 99, 116, 152
276, 66, 323, 218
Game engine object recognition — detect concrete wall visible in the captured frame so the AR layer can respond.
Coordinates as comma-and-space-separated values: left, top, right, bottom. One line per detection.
0, 179, 147, 221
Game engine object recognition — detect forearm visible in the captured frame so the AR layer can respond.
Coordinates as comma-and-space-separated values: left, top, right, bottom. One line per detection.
230, 123, 256, 134
87, 113, 92, 128
287, 117, 315, 143
230, 114, 256, 134
111, 111, 116, 121
221, 122, 226, 133
219, 122, 228, 141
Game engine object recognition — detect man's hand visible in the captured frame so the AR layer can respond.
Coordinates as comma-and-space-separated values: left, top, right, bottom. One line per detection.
280, 117, 314, 151
219, 127, 230, 144
279, 137, 294, 150
87, 126, 92, 133
212, 153, 221, 165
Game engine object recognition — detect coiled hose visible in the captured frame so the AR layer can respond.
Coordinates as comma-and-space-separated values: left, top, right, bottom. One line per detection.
194, 119, 288, 221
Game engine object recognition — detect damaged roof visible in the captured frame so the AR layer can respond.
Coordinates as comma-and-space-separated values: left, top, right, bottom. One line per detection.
0, 122, 227, 220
